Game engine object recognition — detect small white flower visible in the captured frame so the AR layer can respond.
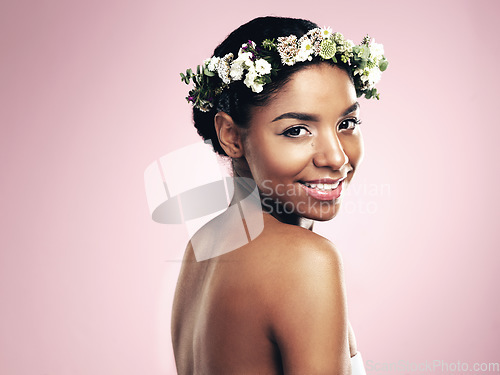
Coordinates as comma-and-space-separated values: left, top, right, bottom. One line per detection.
230, 60, 245, 80
370, 42, 385, 60
321, 27, 332, 38
244, 67, 258, 88
255, 59, 272, 75
277, 35, 299, 66
296, 49, 311, 62
282, 56, 296, 66
367, 67, 382, 85
207, 57, 220, 72
233, 54, 249, 68
345, 39, 355, 52
237, 51, 254, 65
250, 81, 264, 93
296, 37, 314, 62
216, 53, 233, 84
333, 32, 345, 43
244, 67, 264, 92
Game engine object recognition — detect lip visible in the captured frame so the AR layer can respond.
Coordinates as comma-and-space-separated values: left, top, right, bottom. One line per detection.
299, 178, 345, 201
301, 177, 346, 184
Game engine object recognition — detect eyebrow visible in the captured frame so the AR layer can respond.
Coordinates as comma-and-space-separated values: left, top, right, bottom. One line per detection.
342, 101, 360, 117
271, 101, 360, 123
271, 112, 319, 123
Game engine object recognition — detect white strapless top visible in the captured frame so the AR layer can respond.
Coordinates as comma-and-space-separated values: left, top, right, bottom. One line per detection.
351, 352, 366, 375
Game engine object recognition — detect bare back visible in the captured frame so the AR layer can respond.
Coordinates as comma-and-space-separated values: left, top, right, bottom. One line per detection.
171, 214, 357, 374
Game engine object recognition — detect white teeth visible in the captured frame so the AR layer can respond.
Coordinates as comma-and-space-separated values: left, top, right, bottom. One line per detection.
303, 181, 341, 190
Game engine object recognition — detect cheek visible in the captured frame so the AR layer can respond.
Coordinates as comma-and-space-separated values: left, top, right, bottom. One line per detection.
245, 134, 310, 182
343, 131, 364, 169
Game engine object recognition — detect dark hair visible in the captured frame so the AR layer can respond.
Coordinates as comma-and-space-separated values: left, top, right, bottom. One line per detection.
193, 16, 351, 156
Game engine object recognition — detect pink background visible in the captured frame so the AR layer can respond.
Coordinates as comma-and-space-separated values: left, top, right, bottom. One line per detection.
1, 0, 499, 374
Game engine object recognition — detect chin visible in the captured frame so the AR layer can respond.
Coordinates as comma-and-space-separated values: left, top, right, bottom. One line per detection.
303, 201, 343, 222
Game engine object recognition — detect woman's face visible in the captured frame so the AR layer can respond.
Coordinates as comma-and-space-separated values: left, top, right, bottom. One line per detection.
239, 63, 364, 222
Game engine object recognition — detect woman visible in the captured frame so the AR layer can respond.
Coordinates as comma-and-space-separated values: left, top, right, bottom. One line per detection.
171, 16, 387, 374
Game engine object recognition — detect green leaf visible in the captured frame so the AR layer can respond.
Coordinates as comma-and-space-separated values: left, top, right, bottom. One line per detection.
180, 72, 190, 84
362, 47, 370, 60
379, 59, 388, 72
204, 68, 215, 77
262, 38, 276, 50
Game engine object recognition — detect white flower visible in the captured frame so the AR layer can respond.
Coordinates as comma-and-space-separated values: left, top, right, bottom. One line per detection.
346, 39, 355, 51
245, 66, 264, 92
277, 35, 299, 66
370, 42, 385, 60
367, 67, 382, 85
230, 60, 245, 80
244, 67, 264, 92
237, 51, 254, 65
333, 32, 345, 43
216, 53, 233, 85
320, 27, 332, 38
296, 37, 314, 62
207, 57, 220, 72
255, 59, 272, 75
244, 67, 257, 88
250, 80, 264, 93
233, 54, 250, 67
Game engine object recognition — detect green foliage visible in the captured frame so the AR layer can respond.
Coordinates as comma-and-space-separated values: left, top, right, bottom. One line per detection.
204, 68, 216, 77
379, 58, 388, 72
364, 88, 380, 100
262, 39, 277, 50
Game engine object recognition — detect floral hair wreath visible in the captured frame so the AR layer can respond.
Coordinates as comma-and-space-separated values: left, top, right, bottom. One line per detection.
181, 27, 388, 112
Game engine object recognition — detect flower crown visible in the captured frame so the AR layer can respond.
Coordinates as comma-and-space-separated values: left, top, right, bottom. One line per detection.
181, 27, 388, 112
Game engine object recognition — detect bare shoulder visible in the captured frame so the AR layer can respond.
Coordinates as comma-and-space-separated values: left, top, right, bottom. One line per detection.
257, 223, 350, 374
261, 222, 343, 272
259, 222, 345, 306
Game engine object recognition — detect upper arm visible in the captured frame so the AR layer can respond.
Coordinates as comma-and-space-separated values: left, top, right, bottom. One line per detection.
265, 236, 351, 374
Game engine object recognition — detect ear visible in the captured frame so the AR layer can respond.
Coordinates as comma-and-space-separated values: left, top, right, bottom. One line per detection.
214, 112, 244, 158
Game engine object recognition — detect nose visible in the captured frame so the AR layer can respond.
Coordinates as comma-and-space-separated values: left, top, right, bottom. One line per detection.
312, 131, 349, 170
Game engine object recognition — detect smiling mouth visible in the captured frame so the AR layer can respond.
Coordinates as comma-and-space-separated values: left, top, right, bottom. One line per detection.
298, 178, 346, 201
301, 180, 342, 190
299, 177, 346, 191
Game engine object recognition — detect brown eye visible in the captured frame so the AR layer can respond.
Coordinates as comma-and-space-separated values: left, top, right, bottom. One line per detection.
338, 118, 362, 131
282, 126, 310, 138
